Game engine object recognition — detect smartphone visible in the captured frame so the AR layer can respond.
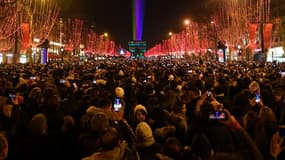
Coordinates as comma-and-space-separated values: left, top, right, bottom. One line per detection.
279, 125, 285, 146
59, 79, 66, 84
9, 93, 16, 99
207, 91, 212, 97
30, 76, 36, 80
93, 79, 96, 84
113, 98, 122, 112
72, 82, 77, 89
255, 94, 261, 103
279, 125, 285, 138
209, 111, 226, 120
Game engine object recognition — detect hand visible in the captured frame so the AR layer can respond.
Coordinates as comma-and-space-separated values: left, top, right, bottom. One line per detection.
219, 109, 242, 131
210, 100, 223, 111
113, 108, 124, 121
249, 97, 264, 107
195, 93, 207, 112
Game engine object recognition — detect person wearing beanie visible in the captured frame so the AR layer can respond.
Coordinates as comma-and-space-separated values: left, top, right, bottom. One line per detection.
168, 74, 174, 81
115, 87, 125, 98
118, 70, 124, 77
135, 121, 162, 160
134, 104, 147, 123
136, 121, 154, 147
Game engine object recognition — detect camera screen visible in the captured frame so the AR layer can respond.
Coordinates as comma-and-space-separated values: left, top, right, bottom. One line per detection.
207, 91, 212, 97
255, 94, 261, 103
30, 76, 36, 80
113, 98, 122, 112
280, 125, 285, 137
59, 79, 66, 84
9, 93, 16, 99
209, 111, 226, 120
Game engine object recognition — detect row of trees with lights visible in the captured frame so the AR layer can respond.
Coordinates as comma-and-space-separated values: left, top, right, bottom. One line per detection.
34, 18, 120, 61
0, 0, 60, 63
145, 0, 283, 62
0, 0, 120, 64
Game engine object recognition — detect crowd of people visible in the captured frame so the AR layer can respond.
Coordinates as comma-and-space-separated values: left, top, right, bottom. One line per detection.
0, 57, 285, 160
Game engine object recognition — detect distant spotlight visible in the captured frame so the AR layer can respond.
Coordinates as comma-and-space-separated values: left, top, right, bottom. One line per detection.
120, 49, 125, 55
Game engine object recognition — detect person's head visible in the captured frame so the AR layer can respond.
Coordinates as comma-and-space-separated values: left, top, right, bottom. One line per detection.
162, 137, 183, 160
114, 87, 124, 98
90, 113, 109, 133
0, 133, 8, 160
27, 113, 48, 136
99, 127, 119, 151
61, 115, 75, 132
273, 89, 283, 102
249, 81, 260, 94
134, 104, 147, 122
0, 96, 13, 118
135, 121, 155, 147
254, 107, 278, 153
96, 98, 112, 112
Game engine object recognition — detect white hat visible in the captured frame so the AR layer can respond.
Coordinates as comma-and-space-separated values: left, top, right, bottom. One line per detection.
168, 74, 174, 81
135, 122, 155, 147
131, 76, 137, 83
134, 104, 147, 116
118, 70, 124, 76
115, 87, 125, 98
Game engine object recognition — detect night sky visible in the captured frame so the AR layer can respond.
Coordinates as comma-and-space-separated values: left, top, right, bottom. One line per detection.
58, 0, 213, 49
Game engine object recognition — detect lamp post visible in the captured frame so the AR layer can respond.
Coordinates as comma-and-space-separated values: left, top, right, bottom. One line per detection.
184, 19, 190, 57
168, 32, 172, 56
211, 21, 219, 61
60, 47, 64, 62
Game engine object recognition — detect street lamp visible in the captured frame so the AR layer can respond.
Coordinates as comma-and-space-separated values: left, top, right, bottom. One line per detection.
183, 19, 191, 57
184, 19, 190, 26
60, 47, 64, 62
104, 32, 108, 37
168, 32, 173, 37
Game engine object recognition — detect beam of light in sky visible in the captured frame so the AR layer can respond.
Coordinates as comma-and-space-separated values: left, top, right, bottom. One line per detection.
132, 0, 145, 40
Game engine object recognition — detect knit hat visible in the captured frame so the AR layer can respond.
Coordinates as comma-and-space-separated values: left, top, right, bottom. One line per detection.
115, 87, 125, 98
118, 70, 124, 76
28, 113, 47, 136
168, 74, 174, 81
134, 104, 147, 116
131, 76, 137, 83
135, 122, 155, 147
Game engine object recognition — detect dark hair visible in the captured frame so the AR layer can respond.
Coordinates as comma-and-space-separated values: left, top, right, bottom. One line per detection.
99, 127, 119, 151
96, 98, 112, 109
162, 137, 183, 160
